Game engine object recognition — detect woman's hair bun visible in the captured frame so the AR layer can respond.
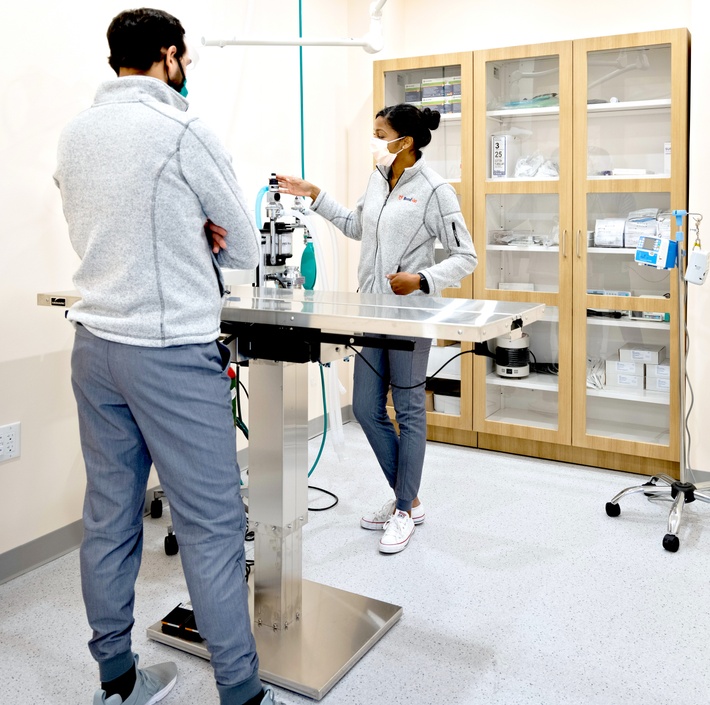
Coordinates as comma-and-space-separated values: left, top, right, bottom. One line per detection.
421, 107, 441, 130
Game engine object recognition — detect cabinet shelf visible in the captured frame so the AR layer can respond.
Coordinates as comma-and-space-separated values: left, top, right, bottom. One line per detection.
586, 417, 670, 445
487, 106, 560, 119
486, 371, 559, 392
587, 387, 670, 405
487, 176, 559, 183
587, 98, 671, 115
487, 244, 559, 252
485, 407, 559, 430
588, 247, 636, 254
587, 173, 670, 181
587, 317, 670, 331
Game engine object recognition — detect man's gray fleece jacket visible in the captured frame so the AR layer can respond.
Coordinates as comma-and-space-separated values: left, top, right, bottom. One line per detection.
55, 76, 260, 347
312, 159, 477, 295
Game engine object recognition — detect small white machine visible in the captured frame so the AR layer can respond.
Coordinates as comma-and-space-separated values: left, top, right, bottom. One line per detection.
495, 332, 530, 377
685, 248, 709, 285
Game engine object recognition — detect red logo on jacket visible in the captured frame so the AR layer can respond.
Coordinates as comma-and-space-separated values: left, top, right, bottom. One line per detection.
398, 195, 418, 203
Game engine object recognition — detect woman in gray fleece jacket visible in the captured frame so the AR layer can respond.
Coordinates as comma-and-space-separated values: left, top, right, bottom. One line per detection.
277, 103, 477, 554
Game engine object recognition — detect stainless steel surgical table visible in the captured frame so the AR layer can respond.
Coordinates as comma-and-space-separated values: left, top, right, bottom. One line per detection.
38, 286, 544, 700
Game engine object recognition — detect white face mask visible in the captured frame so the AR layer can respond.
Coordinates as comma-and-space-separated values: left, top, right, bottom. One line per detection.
370, 136, 404, 167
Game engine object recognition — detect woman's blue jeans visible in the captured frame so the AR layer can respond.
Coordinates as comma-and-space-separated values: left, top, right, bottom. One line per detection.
352, 335, 432, 513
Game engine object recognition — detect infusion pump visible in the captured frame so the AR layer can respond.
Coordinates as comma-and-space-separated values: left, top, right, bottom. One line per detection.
634, 235, 678, 269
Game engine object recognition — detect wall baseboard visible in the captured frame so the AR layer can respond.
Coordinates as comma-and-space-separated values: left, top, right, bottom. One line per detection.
0, 519, 84, 586
0, 409, 354, 585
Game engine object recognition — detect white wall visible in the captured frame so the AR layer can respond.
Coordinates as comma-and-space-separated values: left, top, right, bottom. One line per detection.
0, 0, 353, 555
1, 0, 708, 559
686, 0, 710, 482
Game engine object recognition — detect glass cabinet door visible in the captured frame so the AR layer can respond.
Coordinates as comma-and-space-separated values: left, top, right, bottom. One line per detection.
585, 310, 672, 445
486, 193, 561, 293
586, 192, 672, 297
482, 307, 561, 432
474, 42, 572, 445
572, 30, 688, 461
485, 54, 561, 182
585, 44, 672, 180
383, 63, 463, 181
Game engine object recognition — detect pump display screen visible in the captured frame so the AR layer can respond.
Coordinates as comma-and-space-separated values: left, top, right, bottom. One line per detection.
638, 236, 658, 251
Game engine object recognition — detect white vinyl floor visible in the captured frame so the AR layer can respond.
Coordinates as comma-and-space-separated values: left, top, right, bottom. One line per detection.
3, 422, 710, 705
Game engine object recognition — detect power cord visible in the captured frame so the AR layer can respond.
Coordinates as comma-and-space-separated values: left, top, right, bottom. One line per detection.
307, 485, 339, 511
244, 517, 254, 582
345, 344, 475, 390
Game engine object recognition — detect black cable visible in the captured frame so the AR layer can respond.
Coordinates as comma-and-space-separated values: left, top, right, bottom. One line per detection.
244, 518, 254, 582
346, 344, 475, 390
236, 364, 244, 417
587, 309, 623, 318
307, 485, 339, 511
233, 364, 249, 440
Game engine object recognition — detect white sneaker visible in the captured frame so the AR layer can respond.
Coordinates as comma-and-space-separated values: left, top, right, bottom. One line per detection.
379, 510, 415, 554
361, 500, 425, 530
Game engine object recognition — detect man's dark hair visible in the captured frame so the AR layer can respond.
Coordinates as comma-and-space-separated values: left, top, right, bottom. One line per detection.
107, 8, 186, 75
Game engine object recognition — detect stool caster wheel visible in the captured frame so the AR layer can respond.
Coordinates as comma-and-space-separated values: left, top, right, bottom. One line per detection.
662, 534, 679, 553
150, 498, 163, 519
605, 502, 621, 517
165, 526, 179, 556
643, 480, 659, 497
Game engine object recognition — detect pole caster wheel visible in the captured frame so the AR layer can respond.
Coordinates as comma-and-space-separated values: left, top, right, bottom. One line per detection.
150, 498, 163, 519
165, 526, 179, 556
662, 534, 679, 553
605, 502, 621, 517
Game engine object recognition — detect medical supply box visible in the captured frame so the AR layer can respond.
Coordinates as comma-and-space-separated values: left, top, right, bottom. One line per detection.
605, 373, 645, 390
605, 354, 644, 377
618, 343, 666, 365
646, 358, 671, 378
646, 376, 671, 392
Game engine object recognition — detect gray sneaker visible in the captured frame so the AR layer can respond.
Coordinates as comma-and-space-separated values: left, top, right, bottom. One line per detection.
93, 655, 177, 705
261, 685, 285, 704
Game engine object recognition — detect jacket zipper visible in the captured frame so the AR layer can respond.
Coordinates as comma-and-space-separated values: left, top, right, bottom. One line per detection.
451, 221, 461, 247
373, 168, 391, 274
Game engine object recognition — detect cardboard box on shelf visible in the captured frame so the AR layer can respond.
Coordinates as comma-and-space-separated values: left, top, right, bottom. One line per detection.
605, 373, 645, 390
605, 354, 644, 377
618, 343, 666, 365
646, 358, 671, 378
646, 376, 671, 392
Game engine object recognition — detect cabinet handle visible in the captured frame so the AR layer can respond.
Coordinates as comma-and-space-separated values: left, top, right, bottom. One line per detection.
576, 229, 582, 259
562, 229, 568, 258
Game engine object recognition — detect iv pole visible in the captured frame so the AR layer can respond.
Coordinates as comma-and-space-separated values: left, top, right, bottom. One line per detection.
201, 0, 388, 54
605, 210, 710, 552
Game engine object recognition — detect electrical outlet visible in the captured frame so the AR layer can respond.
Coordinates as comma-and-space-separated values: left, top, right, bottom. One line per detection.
0, 422, 21, 462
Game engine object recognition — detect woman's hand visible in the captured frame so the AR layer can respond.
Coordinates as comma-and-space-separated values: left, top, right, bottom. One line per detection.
275, 174, 321, 202
386, 272, 421, 296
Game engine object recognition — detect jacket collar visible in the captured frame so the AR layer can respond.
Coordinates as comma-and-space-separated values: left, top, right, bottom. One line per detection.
376, 156, 427, 188
94, 76, 188, 113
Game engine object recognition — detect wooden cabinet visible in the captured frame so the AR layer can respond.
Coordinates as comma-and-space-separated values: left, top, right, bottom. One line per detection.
374, 30, 688, 476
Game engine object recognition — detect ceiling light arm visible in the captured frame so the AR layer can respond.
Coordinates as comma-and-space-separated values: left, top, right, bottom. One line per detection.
202, 0, 387, 54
